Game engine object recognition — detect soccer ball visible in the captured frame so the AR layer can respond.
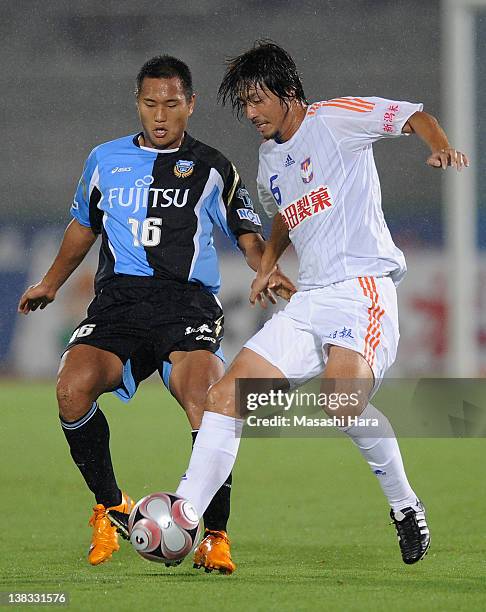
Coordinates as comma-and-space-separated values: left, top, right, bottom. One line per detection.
128, 492, 202, 565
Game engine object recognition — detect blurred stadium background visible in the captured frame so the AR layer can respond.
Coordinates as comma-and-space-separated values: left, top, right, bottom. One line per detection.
1, 0, 485, 377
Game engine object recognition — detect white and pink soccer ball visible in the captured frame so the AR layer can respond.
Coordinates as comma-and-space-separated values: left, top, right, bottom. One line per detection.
128, 492, 202, 565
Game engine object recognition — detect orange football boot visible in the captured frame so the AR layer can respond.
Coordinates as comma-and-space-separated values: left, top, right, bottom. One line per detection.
193, 529, 236, 574
88, 492, 134, 566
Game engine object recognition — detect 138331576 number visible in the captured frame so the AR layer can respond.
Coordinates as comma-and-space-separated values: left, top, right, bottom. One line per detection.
1, 591, 69, 605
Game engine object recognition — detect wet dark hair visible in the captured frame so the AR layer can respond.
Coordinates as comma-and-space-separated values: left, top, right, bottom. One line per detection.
218, 41, 307, 117
136, 55, 193, 101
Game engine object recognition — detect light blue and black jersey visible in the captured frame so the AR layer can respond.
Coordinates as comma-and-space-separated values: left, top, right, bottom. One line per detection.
71, 132, 262, 294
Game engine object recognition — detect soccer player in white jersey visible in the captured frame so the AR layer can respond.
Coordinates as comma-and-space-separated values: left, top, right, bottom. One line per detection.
173, 42, 469, 565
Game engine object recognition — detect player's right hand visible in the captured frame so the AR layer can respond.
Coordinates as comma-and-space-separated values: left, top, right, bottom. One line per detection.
268, 268, 297, 302
426, 147, 469, 170
250, 269, 274, 308
18, 282, 56, 314
250, 265, 296, 308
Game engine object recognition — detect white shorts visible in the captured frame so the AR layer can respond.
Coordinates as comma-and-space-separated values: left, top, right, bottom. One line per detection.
244, 276, 399, 393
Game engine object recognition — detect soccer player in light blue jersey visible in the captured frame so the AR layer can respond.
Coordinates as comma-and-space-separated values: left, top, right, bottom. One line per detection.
18, 54, 295, 572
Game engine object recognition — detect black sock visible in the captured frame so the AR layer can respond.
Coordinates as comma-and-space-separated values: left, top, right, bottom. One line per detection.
60, 402, 122, 508
192, 429, 232, 532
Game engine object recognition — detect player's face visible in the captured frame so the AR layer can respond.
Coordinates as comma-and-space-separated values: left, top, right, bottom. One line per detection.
137, 77, 195, 149
242, 85, 296, 142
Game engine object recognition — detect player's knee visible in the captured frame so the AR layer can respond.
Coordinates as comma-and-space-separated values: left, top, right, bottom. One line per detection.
320, 379, 370, 418
56, 369, 101, 421
206, 378, 236, 416
181, 394, 205, 428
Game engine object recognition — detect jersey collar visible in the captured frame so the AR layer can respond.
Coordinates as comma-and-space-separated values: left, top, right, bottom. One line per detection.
132, 132, 193, 154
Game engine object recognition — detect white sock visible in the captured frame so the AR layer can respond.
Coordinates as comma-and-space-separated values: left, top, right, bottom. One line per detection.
340, 403, 418, 512
176, 411, 243, 518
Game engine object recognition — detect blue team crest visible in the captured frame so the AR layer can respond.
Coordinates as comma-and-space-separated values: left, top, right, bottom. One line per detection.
174, 159, 195, 178
300, 157, 313, 183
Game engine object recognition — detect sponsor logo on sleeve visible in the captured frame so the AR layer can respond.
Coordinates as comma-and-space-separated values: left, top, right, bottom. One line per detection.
383, 104, 400, 133
236, 208, 262, 226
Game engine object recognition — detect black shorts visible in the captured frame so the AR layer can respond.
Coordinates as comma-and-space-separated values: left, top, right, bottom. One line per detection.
64, 278, 225, 401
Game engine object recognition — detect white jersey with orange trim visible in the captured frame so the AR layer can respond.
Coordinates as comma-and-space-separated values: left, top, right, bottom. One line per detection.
256, 96, 423, 290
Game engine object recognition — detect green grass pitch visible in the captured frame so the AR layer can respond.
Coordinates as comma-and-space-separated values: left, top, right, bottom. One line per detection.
1, 382, 485, 611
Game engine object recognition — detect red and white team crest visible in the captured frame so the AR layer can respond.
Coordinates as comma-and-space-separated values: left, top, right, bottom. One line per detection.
300, 157, 313, 183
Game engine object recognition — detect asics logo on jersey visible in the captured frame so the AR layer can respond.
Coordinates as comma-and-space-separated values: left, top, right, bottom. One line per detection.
284, 154, 295, 167
280, 184, 333, 231
111, 166, 132, 174
107, 174, 189, 213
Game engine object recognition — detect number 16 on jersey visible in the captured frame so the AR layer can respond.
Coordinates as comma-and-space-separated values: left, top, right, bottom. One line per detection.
128, 217, 162, 247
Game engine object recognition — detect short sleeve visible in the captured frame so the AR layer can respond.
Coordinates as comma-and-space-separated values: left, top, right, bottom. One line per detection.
257, 179, 278, 219
316, 97, 423, 152
212, 163, 263, 245
256, 159, 281, 219
71, 147, 102, 232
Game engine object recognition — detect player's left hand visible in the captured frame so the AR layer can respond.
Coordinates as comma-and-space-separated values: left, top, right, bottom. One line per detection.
426, 147, 469, 171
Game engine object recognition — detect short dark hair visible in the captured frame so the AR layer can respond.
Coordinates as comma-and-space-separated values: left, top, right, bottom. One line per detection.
218, 41, 307, 117
136, 55, 193, 100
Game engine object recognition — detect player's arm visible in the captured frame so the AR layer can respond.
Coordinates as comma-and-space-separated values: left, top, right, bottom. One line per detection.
217, 161, 295, 303
237, 232, 265, 272
402, 111, 469, 170
238, 232, 296, 303
326, 97, 469, 171
249, 213, 292, 307
18, 219, 97, 314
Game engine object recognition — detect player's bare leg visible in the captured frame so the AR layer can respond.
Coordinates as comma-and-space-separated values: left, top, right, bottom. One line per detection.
168, 350, 225, 429
168, 350, 237, 573
322, 345, 430, 564
57, 345, 134, 565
